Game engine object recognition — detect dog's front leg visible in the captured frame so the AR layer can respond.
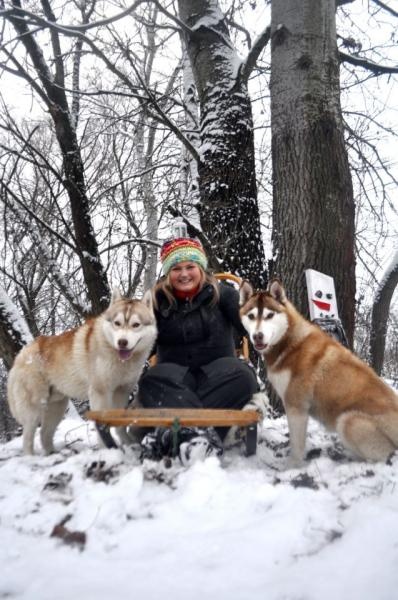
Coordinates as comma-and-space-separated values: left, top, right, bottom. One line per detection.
88, 386, 117, 448
284, 405, 309, 469
112, 386, 140, 445
88, 385, 111, 411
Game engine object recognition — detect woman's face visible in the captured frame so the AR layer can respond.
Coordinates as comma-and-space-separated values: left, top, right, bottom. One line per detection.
169, 261, 202, 292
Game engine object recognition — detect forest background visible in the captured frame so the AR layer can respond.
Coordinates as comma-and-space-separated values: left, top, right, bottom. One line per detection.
0, 0, 397, 435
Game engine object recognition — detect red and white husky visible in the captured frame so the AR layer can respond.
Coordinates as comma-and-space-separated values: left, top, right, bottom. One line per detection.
7, 289, 157, 455
239, 279, 398, 467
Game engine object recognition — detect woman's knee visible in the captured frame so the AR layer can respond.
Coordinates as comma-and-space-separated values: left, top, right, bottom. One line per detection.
202, 357, 258, 390
138, 362, 200, 408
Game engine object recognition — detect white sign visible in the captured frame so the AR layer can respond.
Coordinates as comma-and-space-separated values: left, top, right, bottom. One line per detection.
172, 220, 187, 239
305, 269, 339, 321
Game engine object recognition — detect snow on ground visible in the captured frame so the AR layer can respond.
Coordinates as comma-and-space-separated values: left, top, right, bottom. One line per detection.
1, 407, 398, 600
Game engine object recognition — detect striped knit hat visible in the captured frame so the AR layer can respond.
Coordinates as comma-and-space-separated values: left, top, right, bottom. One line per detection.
160, 238, 208, 275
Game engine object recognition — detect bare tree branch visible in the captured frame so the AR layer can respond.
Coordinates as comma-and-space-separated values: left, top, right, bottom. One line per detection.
227, 18, 252, 48
0, 181, 76, 251
40, 0, 65, 87
371, 0, 398, 18
0, 47, 51, 108
3, 3, 199, 162
102, 238, 162, 253
240, 25, 271, 83
4, 0, 111, 313
0, 0, 147, 33
339, 50, 398, 75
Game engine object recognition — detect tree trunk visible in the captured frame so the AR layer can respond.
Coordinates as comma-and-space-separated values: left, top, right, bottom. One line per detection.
0, 287, 32, 369
270, 0, 356, 344
0, 291, 25, 437
0, 367, 19, 442
179, 40, 201, 225
0, 320, 24, 371
178, 0, 267, 287
369, 251, 398, 375
139, 122, 158, 291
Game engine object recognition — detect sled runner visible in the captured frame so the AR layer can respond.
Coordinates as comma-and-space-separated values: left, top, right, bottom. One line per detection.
86, 407, 261, 456
86, 273, 259, 456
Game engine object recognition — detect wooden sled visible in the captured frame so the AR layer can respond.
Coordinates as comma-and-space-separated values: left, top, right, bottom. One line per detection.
85, 273, 259, 457
86, 407, 262, 456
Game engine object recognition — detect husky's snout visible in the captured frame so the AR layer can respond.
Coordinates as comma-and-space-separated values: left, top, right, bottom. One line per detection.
117, 338, 128, 348
117, 337, 133, 361
252, 331, 267, 352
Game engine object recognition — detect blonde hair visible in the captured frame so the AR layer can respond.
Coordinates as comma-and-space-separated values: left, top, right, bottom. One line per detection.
152, 266, 220, 310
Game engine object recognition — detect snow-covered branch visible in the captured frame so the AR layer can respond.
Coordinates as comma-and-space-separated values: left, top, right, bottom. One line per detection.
240, 25, 271, 83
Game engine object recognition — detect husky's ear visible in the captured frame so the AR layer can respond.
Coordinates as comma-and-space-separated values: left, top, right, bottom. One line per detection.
239, 280, 254, 306
142, 289, 154, 313
110, 287, 122, 304
268, 279, 287, 304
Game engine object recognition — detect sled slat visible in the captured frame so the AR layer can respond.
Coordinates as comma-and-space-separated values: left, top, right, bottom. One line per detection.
86, 408, 261, 428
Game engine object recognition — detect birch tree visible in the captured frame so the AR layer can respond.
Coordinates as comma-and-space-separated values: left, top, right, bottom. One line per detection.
179, 39, 200, 221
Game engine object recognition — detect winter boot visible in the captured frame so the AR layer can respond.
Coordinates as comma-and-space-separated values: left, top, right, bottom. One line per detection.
179, 427, 223, 467
140, 427, 173, 461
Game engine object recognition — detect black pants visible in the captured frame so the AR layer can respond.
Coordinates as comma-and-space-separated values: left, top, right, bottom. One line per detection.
138, 357, 258, 440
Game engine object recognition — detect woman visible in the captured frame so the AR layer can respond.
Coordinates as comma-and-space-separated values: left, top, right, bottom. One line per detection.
138, 237, 259, 464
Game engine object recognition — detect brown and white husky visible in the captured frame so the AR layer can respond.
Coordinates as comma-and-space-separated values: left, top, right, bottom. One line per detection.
239, 279, 398, 467
7, 289, 157, 455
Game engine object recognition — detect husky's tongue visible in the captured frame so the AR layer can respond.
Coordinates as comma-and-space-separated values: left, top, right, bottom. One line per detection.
118, 348, 132, 361
255, 343, 267, 352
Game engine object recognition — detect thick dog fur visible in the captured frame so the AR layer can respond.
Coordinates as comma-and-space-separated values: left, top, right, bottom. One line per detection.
239, 279, 398, 467
7, 289, 157, 455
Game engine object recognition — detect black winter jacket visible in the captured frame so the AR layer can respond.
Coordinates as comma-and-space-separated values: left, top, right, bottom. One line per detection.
154, 282, 247, 369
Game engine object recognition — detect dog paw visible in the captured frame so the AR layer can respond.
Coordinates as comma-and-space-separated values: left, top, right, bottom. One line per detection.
223, 425, 245, 449
244, 391, 270, 419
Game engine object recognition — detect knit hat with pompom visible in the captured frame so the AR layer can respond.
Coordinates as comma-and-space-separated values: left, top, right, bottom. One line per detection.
160, 238, 208, 275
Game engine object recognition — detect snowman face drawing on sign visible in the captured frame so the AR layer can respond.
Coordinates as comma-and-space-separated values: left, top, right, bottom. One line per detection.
305, 269, 339, 321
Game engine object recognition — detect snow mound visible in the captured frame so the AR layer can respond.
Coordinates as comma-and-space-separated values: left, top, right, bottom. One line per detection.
1, 412, 398, 600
